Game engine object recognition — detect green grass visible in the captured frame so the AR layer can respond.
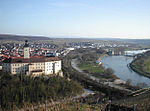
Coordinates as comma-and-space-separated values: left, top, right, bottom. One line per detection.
131, 64, 150, 78
130, 56, 150, 78
77, 61, 116, 80
78, 63, 104, 74
143, 58, 150, 73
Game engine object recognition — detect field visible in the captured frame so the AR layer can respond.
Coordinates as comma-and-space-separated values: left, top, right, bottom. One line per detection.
143, 58, 150, 73
78, 62, 104, 74
130, 51, 150, 78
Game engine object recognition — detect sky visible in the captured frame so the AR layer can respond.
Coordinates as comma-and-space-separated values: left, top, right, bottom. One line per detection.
0, 0, 150, 39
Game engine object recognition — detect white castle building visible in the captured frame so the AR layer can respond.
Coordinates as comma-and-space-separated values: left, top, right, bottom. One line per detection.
2, 40, 63, 76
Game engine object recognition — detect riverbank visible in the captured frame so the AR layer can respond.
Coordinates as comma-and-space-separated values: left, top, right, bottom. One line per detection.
77, 58, 117, 81
71, 58, 132, 92
130, 51, 150, 79
101, 56, 150, 87
99, 54, 108, 58
75, 53, 142, 90
130, 63, 150, 79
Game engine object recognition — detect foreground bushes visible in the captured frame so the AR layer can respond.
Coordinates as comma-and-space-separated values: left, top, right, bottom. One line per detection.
0, 71, 83, 110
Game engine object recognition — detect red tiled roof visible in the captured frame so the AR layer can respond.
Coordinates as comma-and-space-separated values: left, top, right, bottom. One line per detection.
3, 56, 60, 63
3, 55, 9, 58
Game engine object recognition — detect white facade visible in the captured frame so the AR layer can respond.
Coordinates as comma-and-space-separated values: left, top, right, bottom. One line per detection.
2, 60, 62, 76
11, 63, 28, 74
24, 47, 30, 58
45, 62, 53, 75
45, 61, 61, 75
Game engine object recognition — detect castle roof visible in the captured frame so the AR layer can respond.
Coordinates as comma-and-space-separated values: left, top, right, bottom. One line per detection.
3, 56, 60, 63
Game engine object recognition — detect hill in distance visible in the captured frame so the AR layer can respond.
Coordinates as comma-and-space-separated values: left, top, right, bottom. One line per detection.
1, 34, 150, 46
95, 38, 150, 46
0, 34, 51, 41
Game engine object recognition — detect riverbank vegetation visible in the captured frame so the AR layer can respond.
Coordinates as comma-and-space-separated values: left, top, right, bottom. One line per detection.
75, 48, 117, 81
0, 71, 83, 110
78, 63, 104, 73
61, 48, 129, 98
60, 48, 150, 110
130, 51, 150, 78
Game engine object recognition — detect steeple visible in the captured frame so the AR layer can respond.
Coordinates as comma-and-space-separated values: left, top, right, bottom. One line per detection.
24, 40, 30, 58
24, 40, 29, 47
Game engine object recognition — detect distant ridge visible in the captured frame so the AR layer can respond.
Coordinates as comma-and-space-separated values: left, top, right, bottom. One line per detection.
0, 34, 51, 41
91, 38, 150, 46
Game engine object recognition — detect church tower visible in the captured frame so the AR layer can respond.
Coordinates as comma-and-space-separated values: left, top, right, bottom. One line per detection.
24, 40, 30, 58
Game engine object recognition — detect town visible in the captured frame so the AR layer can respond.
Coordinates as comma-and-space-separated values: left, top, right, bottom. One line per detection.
1, 0, 150, 110
1, 36, 150, 110
0, 39, 133, 74
0, 38, 132, 60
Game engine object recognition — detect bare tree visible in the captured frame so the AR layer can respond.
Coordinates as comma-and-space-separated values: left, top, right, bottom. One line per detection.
126, 79, 132, 85
105, 68, 114, 75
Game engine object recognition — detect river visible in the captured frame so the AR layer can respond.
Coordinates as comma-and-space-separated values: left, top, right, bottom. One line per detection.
101, 56, 150, 87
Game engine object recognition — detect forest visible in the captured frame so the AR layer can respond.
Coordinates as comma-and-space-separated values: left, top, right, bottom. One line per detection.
0, 71, 83, 110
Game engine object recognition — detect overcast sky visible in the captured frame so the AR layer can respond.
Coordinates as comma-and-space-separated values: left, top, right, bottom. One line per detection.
0, 0, 150, 39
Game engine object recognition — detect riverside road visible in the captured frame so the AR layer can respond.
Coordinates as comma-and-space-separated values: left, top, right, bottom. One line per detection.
71, 58, 132, 92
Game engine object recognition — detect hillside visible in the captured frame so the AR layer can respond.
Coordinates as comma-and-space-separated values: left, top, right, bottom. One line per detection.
117, 39, 150, 46
95, 38, 150, 46
0, 34, 51, 41
0, 71, 83, 110
130, 51, 150, 78
113, 90, 150, 110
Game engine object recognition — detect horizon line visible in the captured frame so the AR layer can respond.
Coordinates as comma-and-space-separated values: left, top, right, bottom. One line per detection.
0, 33, 150, 40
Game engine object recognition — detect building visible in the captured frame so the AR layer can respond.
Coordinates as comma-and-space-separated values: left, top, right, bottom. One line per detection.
2, 41, 63, 76
24, 40, 30, 58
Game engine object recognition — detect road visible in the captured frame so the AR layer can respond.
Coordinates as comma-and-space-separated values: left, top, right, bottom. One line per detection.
71, 59, 132, 92
18, 58, 131, 111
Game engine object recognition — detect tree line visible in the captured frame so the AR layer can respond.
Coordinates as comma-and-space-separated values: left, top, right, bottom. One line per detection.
0, 71, 83, 110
